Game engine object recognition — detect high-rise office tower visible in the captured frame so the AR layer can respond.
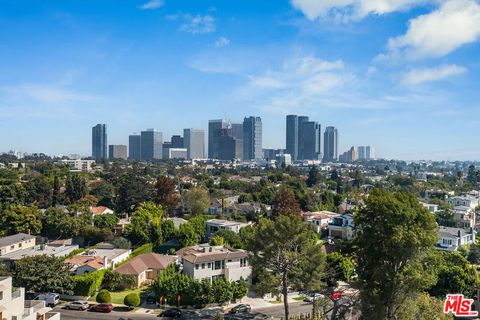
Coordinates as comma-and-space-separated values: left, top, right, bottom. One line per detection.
286, 115, 299, 161
323, 126, 338, 162
92, 124, 107, 161
243, 116, 262, 160
140, 129, 163, 161
108, 145, 128, 160
297, 116, 309, 160
171, 135, 184, 148
184, 128, 205, 159
301, 121, 322, 160
358, 146, 366, 160
128, 134, 141, 160
366, 146, 374, 159
208, 119, 227, 159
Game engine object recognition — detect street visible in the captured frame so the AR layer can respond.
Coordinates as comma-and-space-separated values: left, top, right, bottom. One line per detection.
55, 301, 313, 320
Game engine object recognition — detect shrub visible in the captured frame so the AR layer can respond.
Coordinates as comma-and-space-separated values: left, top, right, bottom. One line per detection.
102, 270, 136, 291
96, 289, 112, 303
72, 270, 105, 297
124, 292, 141, 308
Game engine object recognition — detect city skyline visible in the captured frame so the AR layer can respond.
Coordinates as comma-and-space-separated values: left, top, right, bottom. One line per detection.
1, 0, 480, 160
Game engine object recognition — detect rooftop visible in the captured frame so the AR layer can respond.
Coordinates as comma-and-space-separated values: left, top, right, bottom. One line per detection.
206, 219, 249, 227
79, 248, 130, 260
177, 244, 248, 264
115, 253, 177, 275
0, 243, 78, 260
0, 233, 35, 248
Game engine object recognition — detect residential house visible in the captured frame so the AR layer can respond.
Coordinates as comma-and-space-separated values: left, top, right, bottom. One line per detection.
421, 203, 439, 213
205, 219, 250, 238
446, 195, 479, 209
303, 211, 340, 233
65, 248, 131, 275
89, 206, 114, 216
114, 253, 177, 287
113, 218, 131, 235
167, 217, 188, 229
437, 226, 476, 251
328, 214, 354, 240
177, 244, 251, 283
452, 206, 476, 228
0, 276, 60, 320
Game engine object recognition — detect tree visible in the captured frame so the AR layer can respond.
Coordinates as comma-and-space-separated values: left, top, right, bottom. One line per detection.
250, 215, 325, 319
124, 202, 164, 245
355, 189, 438, 320
116, 170, 154, 213
212, 278, 233, 305
102, 270, 136, 291
13, 255, 73, 294
83, 225, 113, 246
429, 252, 478, 298
52, 175, 61, 206
94, 214, 120, 229
96, 289, 112, 303
231, 278, 248, 301
0, 205, 42, 236
112, 236, 132, 249
161, 219, 176, 241
271, 187, 301, 218
211, 230, 243, 248
154, 176, 179, 214
25, 175, 52, 208
467, 243, 480, 264
89, 180, 114, 207
41, 207, 80, 239
183, 187, 210, 215
467, 164, 478, 186
326, 252, 356, 284
306, 166, 321, 187
177, 223, 199, 247
124, 292, 141, 308
65, 173, 87, 203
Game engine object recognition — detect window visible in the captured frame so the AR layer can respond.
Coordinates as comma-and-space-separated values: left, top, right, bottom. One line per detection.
202, 263, 205, 269
208, 263, 211, 268
10, 245, 14, 250
195, 264, 199, 270
18, 243, 22, 248
0, 290, 3, 300
214, 260, 222, 270
240, 258, 247, 267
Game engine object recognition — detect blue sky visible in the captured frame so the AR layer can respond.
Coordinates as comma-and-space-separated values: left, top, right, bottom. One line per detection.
1, 0, 480, 160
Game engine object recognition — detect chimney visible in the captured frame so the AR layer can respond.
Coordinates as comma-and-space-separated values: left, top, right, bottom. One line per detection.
103, 256, 108, 268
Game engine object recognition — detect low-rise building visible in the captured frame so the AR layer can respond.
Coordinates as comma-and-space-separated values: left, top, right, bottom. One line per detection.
65, 248, 131, 275
59, 159, 95, 172
446, 195, 479, 209
328, 214, 354, 240
177, 244, 251, 283
421, 203, 439, 213
0, 239, 78, 270
437, 226, 476, 251
205, 219, 250, 238
0, 233, 36, 257
115, 253, 177, 287
0, 276, 60, 320
89, 206, 114, 216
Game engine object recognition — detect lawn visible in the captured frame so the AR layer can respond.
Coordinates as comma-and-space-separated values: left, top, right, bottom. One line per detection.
293, 295, 306, 301
91, 287, 148, 305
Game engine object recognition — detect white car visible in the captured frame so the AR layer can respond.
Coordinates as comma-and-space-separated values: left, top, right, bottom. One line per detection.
65, 300, 89, 310
35, 293, 60, 307
303, 293, 324, 303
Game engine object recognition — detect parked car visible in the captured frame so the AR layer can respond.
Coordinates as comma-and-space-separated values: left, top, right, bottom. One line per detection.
229, 304, 252, 314
35, 293, 60, 307
65, 300, 89, 310
304, 293, 323, 302
90, 303, 113, 313
160, 308, 183, 318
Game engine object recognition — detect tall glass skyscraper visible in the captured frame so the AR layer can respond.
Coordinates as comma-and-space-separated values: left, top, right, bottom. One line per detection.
286, 115, 321, 161
286, 115, 298, 161
184, 128, 205, 159
323, 126, 338, 162
208, 119, 227, 159
128, 134, 141, 160
140, 129, 163, 161
92, 124, 107, 161
243, 116, 262, 160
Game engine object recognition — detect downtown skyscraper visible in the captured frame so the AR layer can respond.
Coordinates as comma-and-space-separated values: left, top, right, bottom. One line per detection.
286, 115, 321, 161
243, 116, 262, 160
208, 119, 227, 159
140, 129, 163, 161
184, 128, 205, 160
323, 126, 338, 162
92, 124, 107, 161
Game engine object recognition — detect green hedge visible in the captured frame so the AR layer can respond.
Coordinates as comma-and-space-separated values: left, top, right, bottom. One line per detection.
72, 270, 106, 297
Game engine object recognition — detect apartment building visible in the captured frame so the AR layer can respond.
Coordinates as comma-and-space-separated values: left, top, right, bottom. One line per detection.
0, 276, 60, 320
177, 244, 251, 283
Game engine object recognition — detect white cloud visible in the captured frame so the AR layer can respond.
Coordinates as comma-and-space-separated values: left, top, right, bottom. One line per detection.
388, 0, 480, 58
215, 37, 230, 47
139, 0, 163, 10
401, 64, 467, 85
290, 0, 430, 21
1, 84, 101, 104
180, 15, 216, 34
236, 56, 355, 114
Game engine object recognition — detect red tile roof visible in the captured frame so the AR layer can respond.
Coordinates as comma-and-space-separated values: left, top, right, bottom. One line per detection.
114, 253, 177, 275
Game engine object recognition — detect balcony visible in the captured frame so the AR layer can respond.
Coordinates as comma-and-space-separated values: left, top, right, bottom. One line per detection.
12, 287, 22, 299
